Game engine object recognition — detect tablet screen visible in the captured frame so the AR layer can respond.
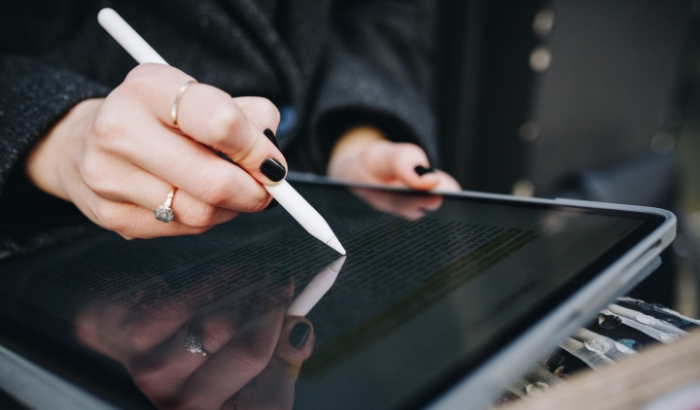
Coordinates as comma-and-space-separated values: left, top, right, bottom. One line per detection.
0, 180, 667, 409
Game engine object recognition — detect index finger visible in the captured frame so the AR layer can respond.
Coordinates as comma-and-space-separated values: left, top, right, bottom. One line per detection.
137, 64, 287, 185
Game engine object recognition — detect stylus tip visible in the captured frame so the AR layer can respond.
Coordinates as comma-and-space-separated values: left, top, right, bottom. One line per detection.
326, 235, 346, 255
329, 255, 347, 272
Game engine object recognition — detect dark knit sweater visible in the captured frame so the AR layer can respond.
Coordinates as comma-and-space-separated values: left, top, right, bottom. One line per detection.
0, 0, 438, 256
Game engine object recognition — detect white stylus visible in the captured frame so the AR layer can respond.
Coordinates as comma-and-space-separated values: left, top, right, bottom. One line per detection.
97, 8, 346, 255
287, 255, 346, 317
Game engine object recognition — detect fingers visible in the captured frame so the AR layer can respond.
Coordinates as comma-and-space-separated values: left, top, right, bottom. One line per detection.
119, 64, 286, 185
128, 299, 287, 408
433, 170, 462, 192
134, 276, 292, 408
266, 318, 315, 378
78, 161, 262, 239
232, 96, 280, 136
328, 127, 460, 192
229, 317, 314, 410
129, 327, 217, 404
84, 122, 270, 210
77, 193, 237, 239
359, 142, 461, 192
64, 64, 288, 238
180, 304, 288, 409
350, 187, 444, 221
99, 64, 283, 194
73, 293, 192, 364
362, 140, 440, 190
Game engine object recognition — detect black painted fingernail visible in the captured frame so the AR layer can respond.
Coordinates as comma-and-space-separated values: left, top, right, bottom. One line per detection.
260, 158, 286, 182
264, 199, 278, 211
414, 165, 435, 176
289, 322, 311, 349
263, 128, 280, 149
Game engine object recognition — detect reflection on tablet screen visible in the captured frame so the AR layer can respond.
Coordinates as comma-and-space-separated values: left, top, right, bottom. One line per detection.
0, 181, 665, 409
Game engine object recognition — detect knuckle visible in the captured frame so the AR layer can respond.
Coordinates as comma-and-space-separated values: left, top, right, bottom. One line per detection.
123, 64, 160, 92
199, 319, 235, 350
127, 323, 163, 352
231, 131, 263, 164
130, 368, 167, 397
79, 159, 121, 199
89, 111, 126, 151
179, 202, 219, 229
233, 347, 272, 375
78, 158, 105, 191
199, 177, 232, 207
206, 105, 244, 146
248, 97, 281, 125
94, 203, 129, 233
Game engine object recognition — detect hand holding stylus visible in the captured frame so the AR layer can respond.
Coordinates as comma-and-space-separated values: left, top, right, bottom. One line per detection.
26, 62, 283, 239
25, 8, 345, 254
95, 8, 344, 253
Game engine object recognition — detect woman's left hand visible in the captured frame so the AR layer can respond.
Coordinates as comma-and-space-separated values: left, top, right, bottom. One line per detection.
327, 126, 461, 192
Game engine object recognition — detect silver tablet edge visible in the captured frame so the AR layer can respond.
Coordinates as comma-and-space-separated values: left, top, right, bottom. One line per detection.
0, 343, 117, 410
427, 204, 675, 410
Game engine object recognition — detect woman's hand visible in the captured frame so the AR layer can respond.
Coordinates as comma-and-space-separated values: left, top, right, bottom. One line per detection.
327, 126, 460, 219
75, 268, 313, 410
327, 126, 461, 192
25, 63, 286, 239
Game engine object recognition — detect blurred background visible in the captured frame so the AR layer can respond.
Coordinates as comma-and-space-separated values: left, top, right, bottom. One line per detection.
430, 0, 700, 318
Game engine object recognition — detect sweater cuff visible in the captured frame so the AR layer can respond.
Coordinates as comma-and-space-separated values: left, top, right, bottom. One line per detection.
0, 55, 110, 195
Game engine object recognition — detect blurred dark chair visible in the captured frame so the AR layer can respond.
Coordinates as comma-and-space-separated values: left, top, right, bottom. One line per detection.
432, 0, 697, 309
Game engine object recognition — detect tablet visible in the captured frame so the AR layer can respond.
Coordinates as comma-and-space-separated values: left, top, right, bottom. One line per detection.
0, 174, 676, 410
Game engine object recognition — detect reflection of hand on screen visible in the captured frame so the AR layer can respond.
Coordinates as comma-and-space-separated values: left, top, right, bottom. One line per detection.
350, 187, 444, 221
233, 317, 315, 410
73, 269, 314, 409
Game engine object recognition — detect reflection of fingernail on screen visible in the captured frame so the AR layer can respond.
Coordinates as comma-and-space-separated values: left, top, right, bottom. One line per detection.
289, 322, 311, 348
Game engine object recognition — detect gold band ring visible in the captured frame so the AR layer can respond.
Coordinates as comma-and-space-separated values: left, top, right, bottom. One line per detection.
171, 79, 198, 128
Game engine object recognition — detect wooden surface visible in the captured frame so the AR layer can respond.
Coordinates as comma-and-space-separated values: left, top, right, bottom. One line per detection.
501, 328, 700, 410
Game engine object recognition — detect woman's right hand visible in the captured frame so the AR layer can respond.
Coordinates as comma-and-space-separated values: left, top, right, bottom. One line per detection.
25, 63, 286, 239
74, 267, 313, 410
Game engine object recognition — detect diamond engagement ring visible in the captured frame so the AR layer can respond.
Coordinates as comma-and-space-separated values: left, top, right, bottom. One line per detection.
154, 188, 176, 223
184, 331, 207, 356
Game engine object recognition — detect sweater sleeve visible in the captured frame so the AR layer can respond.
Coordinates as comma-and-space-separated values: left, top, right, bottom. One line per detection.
0, 55, 110, 257
299, 0, 438, 174
0, 55, 110, 193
